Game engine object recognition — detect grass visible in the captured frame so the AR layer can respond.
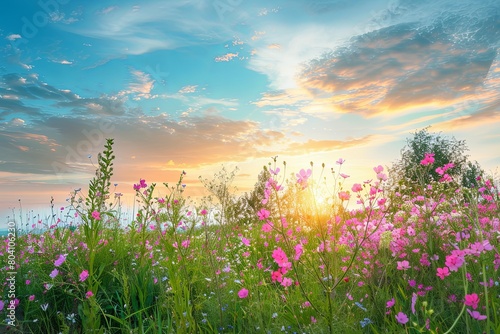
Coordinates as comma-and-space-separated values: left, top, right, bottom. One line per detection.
1, 139, 499, 333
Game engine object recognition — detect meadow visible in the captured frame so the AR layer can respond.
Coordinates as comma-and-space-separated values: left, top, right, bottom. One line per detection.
1, 139, 499, 333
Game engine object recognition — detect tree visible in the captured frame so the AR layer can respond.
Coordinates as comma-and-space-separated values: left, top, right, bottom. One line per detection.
389, 127, 483, 191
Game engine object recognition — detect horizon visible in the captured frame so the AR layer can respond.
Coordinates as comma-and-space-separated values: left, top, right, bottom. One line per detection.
1, 0, 500, 228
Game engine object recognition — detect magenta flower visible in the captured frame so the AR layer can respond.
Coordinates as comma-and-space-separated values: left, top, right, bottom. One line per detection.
54, 254, 66, 267
464, 293, 480, 310
29, 295, 35, 301
257, 208, 270, 220
420, 153, 435, 166
91, 210, 101, 220
386, 298, 395, 308
86, 291, 94, 299
395, 312, 409, 324
336, 158, 345, 165
294, 243, 303, 261
0, 300, 4, 311
436, 267, 450, 280
79, 270, 89, 282
49, 269, 59, 279
262, 222, 273, 232
411, 293, 417, 314
467, 309, 487, 320
241, 237, 251, 246
238, 288, 249, 299
445, 254, 464, 272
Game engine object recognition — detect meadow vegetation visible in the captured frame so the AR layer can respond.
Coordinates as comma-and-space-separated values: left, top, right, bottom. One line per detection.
1, 132, 499, 333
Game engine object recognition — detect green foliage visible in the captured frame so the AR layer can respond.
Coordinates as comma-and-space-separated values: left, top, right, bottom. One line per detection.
389, 127, 483, 192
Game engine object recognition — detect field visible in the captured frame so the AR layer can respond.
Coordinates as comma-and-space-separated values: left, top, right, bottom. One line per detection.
1, 140, 499, 333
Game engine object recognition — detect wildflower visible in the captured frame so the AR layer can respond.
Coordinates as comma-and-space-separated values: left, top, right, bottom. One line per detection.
281, 277, 293, 287
338, 191, 351, 201
238, 288, 249, 299
352, 183, 363, 192
200, 209, 208, 215
339, 173, 350, 179
26, 280, 31, 285
467, 309, 487, 320
91, 210, 101, 220
395, 312, 409, 324
411, 293, 417, 314
86, 291, 94, 299
296, 169, 312, 189
464, 293, 480, 310
181, 239, 190, 248
49, 269, 59, 278
311, 316, 317, 324
79, 270, 89, 282
386, 298, 395, 308
257, 209, 270, 220
294, 243, 303, 261
336, 158, 345, 165
445, 254, 464, 272
241, 237, 251, 246
54, 254, 66, 267
262, 222, 273, 232
270, 167, 280, 175
420, 153, 435, 166
0, 300, 3, 311
29, 295, 35, 301
397, 260, 410, 270
436, 267, 450, 280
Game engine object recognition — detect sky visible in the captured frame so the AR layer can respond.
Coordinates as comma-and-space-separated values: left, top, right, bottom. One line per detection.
1, 0, 499, 227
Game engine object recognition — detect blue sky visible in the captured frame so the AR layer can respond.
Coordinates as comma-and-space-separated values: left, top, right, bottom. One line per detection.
1, 0, 499, 225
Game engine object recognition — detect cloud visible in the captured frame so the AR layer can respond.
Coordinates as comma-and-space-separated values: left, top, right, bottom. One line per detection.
6, 34, 21, 41
178, 85, 198, 94
127, 70, 154, 98
215, 53, 239, 62
62, 1, 237, 56
286, 136, 372, 155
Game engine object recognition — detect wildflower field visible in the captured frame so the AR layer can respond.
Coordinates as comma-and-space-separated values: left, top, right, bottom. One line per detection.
1, 139, 499, 333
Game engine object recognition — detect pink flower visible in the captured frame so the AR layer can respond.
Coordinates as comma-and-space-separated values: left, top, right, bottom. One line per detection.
86, 291, 94, 299
339, 173, 350, 179
272, 248, 289, 266
54, 254, 66, 267
338, 191, 351, 201
238, 288, 249, 299
91, 210, 101, 220
351, 183, 363, 192
262, 222, 273, 232
241, 237, 251, 246
373, 165, 384, 174
386, 298, 395, 308
200, 209, 208, 215
0, 300, 4, 311
436, 267, 450, 280
397, 260, 410, 270
294, 244, 303, 261
336, 158, 345, 165
445, 254, 464, 272
281, 277, 293, 287
257, 209, 270, 220
181, 239, 190, 248
464, 293, 480, 310
271, 270, 283, 282
395, 312, 409, 324
79, 270, 89, 282
49, 269, 59, 279
420, 153, 435, 166
28, 295, 35, 301
467, 309, 487, 320
296, 169, 312, 189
